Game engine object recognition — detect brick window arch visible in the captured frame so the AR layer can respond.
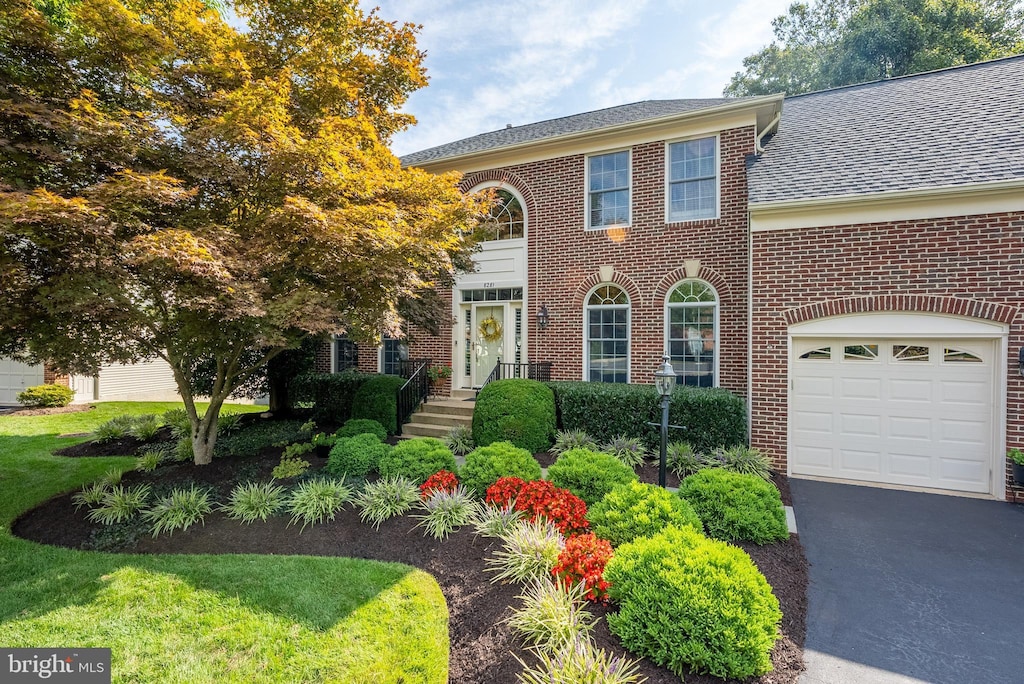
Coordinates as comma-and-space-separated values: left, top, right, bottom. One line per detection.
666, 280, 717, 387
585, 284, 630, 383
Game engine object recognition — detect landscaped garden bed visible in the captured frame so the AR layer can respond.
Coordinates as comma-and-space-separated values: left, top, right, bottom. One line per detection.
13, 413, 808, 684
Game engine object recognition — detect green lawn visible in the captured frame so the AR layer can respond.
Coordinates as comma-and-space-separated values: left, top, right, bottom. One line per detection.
0, 402, 449, 683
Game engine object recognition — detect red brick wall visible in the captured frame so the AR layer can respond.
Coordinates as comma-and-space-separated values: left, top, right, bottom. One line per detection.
750, 211, 1024, 500
459, 126, 756, 396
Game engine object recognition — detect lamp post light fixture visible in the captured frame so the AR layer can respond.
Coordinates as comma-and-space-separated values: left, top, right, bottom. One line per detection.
654, 355, 676, 487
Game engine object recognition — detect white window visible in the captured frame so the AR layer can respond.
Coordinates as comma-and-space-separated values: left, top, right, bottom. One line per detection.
666, 280, 717, 387
586, 285, 629, 383
667, 136, 718, 222
587, 150, 630, 229
481, 188, 525, 241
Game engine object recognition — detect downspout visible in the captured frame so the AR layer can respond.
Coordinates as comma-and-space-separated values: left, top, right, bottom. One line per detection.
755, 112, 781, 154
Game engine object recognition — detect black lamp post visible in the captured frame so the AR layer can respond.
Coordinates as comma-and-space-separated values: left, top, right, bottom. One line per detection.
654, 355, 676, 487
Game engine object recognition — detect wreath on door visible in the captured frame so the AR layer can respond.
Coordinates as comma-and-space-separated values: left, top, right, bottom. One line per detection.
478, 316, 503, 343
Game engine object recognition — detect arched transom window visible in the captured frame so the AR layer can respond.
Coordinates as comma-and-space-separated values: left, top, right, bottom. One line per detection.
480, 188, 525, 241
667, 280, 717, 387
586, 285, 629, 383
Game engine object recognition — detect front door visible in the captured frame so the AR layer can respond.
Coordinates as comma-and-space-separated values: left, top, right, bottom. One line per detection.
472, 304, 505, 386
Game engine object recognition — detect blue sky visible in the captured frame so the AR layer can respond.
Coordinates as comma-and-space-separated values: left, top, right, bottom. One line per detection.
366, 0, 794, 157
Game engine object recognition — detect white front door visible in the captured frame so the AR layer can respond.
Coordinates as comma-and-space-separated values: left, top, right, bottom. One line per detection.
472, 304, 506, 386
790, 338, 996, 494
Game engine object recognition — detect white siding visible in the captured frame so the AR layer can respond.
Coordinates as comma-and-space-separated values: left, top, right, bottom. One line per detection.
92, 358, 180, 402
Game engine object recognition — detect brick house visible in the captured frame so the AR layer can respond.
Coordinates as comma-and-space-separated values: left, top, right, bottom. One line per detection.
323, 56, 1024, 502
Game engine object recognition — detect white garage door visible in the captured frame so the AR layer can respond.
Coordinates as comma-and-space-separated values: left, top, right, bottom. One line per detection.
0, 358, 44, 405
791, 338, 995, 494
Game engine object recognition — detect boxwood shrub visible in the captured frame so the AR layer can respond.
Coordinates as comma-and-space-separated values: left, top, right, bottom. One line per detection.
547, 381, 745, 453
351, 374, 407, 435
587, 481, 702, 546
460, 441, 542, 496
605, 525, 782, 679
325, 433, 390, 478
545, 448, 637, 506
336, 418, 388, 441
17, 384, 75, 408
473, 379, 555, 454
678, 469, 789, 544
292, 371, 373, 424
377, 437, 457, 484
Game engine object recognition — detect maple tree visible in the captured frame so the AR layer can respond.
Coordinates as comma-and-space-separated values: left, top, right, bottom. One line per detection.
0, 0, 485, 463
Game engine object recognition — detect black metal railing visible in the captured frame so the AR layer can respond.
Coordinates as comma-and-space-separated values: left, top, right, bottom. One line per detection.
396, 359, 430, 436
478, 361, 553, 395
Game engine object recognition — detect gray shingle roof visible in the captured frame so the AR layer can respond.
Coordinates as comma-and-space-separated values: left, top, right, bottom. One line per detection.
748, 55, 1024, 204
400, 99, 741, 167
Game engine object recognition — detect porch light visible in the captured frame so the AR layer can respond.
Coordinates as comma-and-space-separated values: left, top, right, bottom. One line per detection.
537, 305, 550, 329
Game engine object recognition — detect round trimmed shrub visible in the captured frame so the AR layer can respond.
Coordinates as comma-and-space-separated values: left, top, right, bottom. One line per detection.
460, 441, 542, 497
325, 433, 390, 478
588, 481, 701, 547
678, 469, 788, 544
336, 418, 388, 441
605, 525, 782, 679
377, 437, 457, 484
17, 384, 74, 408
546, 448, 637, 506
472, 379, 555, 453
351, 374, 407, 435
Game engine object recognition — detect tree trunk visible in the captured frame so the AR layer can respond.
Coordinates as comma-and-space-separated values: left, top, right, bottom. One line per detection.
191, 398, 224, 465
267, 373, 291, 417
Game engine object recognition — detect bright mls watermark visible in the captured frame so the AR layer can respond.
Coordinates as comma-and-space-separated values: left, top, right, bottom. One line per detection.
2, 649, 110, 682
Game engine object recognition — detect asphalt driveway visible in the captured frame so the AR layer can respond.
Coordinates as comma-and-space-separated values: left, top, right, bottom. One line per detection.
792, 479, 1024, 684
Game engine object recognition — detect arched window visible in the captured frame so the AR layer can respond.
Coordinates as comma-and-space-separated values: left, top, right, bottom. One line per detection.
586, 284, 629, 383
666, 280, 717, 387
480, 188, 525, 241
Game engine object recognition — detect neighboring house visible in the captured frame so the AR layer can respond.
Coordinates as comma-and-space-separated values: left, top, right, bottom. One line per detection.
321, 56, 1024, 502
0, 357, 181, 406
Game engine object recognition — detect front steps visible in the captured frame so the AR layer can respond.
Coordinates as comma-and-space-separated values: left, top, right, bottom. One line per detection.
401, 389, 476, 438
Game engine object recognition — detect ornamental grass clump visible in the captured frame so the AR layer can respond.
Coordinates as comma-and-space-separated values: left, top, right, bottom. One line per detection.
666, 440, 707, 478
443, 424, 475, 456
459, 441, 542, 496
605, 525, 782, 680
86, 484, 151, 525
287, 478, 354, 531
470, 502, 524, 538
515, 637, 645, 684
487, 519, 565, 585
127, 414, 161, 441
94, 415, 137, 442
356, 475, 420, 529
223, 482, 287, 523
505, 579, 596, 653
135, 450, 164, 473
712, 444, 774, 481
587, 481, 702, 547
678, 469, 788, 544
414, 485, 479, 539
72, 482, 108, 511
602, 435, 648, 468
546, 448, 638, 506
144, 485, 214, 537
552, 428, 599, 456
162, 408, 191, 439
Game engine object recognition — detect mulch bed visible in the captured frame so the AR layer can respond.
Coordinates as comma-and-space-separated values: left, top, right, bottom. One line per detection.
0, 403, 96, 417
14, 441, 807, 684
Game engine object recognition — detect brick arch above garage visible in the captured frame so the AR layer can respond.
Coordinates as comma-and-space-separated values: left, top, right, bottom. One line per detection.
783, 295, 1018, 327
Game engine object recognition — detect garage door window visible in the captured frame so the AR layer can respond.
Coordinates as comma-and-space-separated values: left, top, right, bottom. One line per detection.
799, 346, 831, 360
893, 344, 929, 361
843, 344, 878, 361
944, 348, 982, 363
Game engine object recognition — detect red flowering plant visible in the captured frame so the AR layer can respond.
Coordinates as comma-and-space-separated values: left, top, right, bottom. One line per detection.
485, 477, 589, 536
420, 470, 460, 499
552, 532, 614, 602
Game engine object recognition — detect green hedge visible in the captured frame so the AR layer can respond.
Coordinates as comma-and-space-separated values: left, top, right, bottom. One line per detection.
547, 381, 746, 453
459, 441, 542, 496
605, 525, 781, 679
351, 374, 407, 435
472, 379, 556, 453
292, 371, 374, 424
678, 469, 789, 545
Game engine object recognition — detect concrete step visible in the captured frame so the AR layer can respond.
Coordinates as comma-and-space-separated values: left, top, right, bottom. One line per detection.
420, 398, 474, 417
450, 389, 477, 401
400, 423, 451, 439
414, 411, 472, 427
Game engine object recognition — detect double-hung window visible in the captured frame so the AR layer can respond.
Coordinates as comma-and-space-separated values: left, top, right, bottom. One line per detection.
587, 150, 630, 229
667, 136, 717, 222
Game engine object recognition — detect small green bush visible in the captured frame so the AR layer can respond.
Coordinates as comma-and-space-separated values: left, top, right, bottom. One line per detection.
17, 383, 74, 408
356, 475, 420, 528
135, 450, 164, 472
414, 486, 479, 539
292, 371, 374, 424
377, 437, 456, 484
174, 437, 194, 462
473, 379, 555, 453
336, 418, 388, 441
271, 456, 310, 479
94, 415, 138, 442
143, 486, 214, 537
587, 481, 702, 547
460, 441, 542, 496
162, 408, 191, 439
128, 414, 161, 441
605, 525, 782, 679
325, 433, 390, 478
217, 411, 243, 435
546, 448, 638, 506
287, 477, 354, 530
351, 374, 407, 435
223, 482, 286, 523
86, 484, 151, 525
678, 469, 788, 544
470, 503, 524, 538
